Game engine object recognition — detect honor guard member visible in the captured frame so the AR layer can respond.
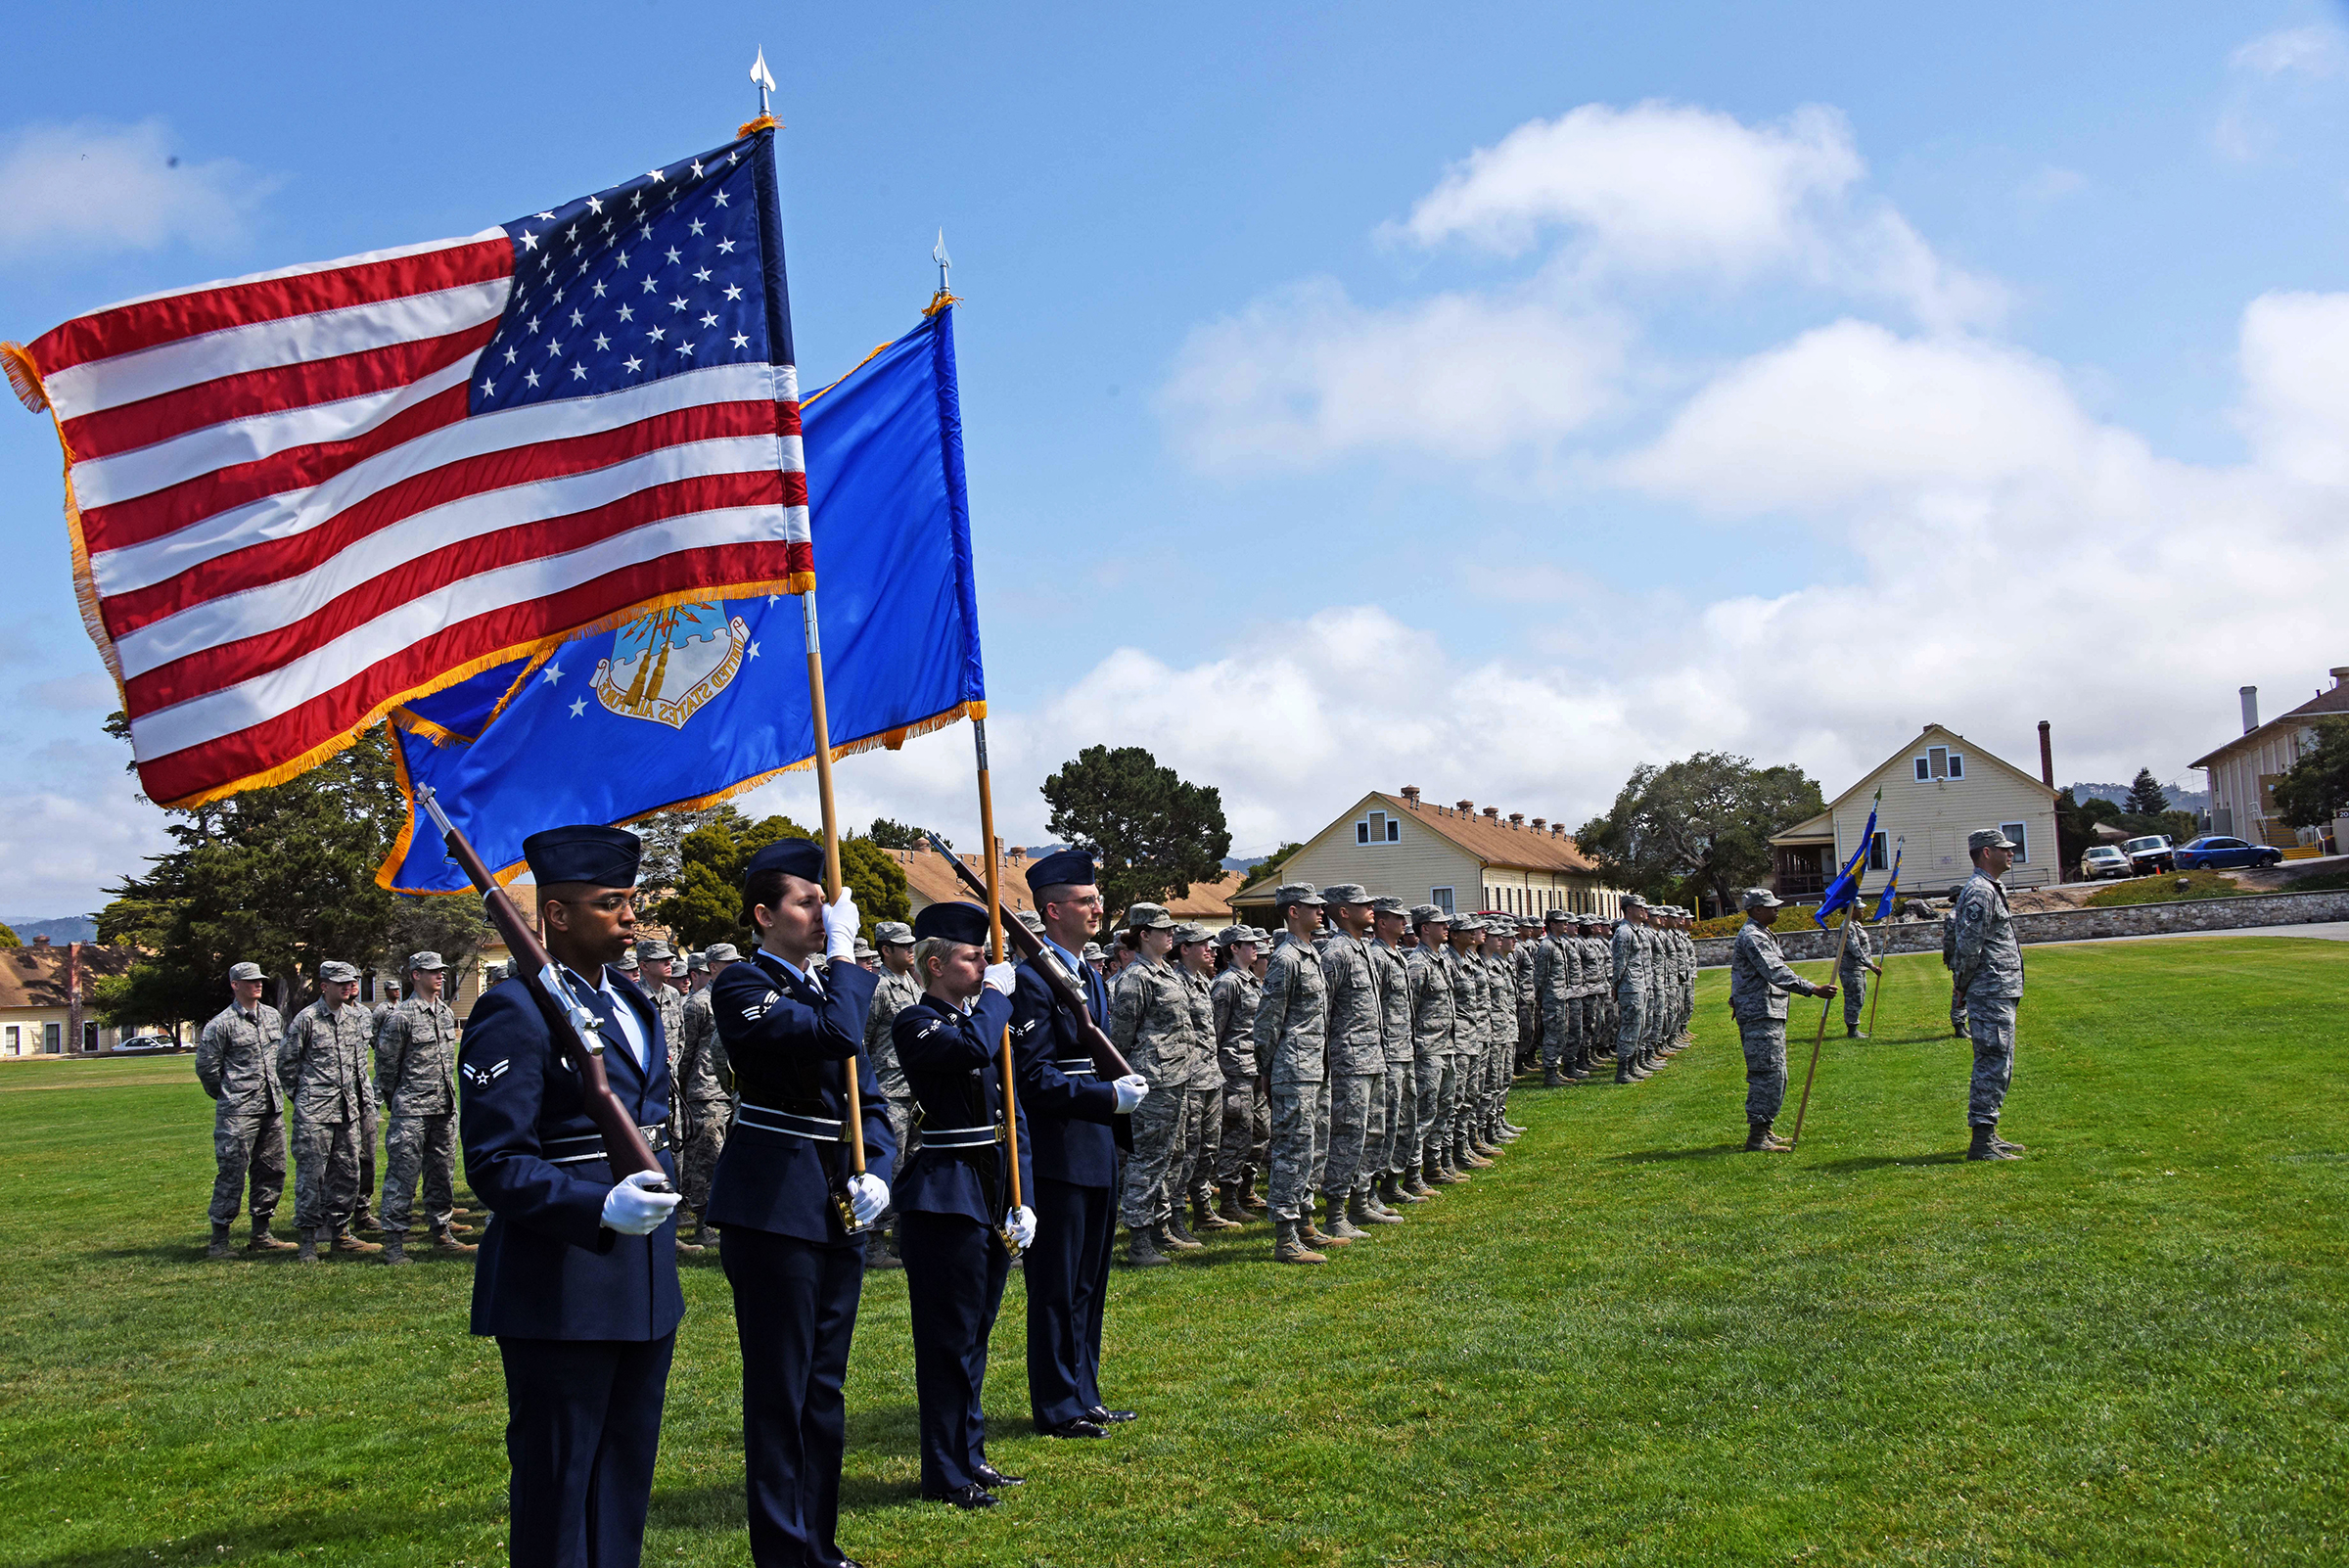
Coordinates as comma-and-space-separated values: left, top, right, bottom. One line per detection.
280, 961, 380, 1260
707, 838, 895, 1568
1008, 850, 1147, 1440
1110, 902, 1196, 1266
458, 825, 685, 1568
1316, 885, 1386, 1241
1727, 889, 1836, 1151
197, 962, 295, 1257
375, 951, 472, 1264
1210, 926, 1267, 1222
1953, 828, 2029, 1161
1839, 912, 1882, 1038
1366, 897, 1419, 1216
674, 943, 741, 1246
1254, 885, 1332, 1263
1403, 906, 1457, 1193
892, 901, 1036, 1507
863, 919, 924, 1270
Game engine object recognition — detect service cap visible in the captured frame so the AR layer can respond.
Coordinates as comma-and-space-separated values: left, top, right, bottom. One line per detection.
744, 837, 824, 887
1025, 848, 1096, 895
913, 900, 990, 947
228, 960, 264, 983
523, 823, 641, 889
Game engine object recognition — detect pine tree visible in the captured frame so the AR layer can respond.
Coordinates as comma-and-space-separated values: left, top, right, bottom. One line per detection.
2126, 767, 2170, 816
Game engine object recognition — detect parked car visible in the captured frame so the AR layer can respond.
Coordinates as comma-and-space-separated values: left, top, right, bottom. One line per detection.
114, 1034, 181, 1054
2175, 835, 2286, 870
2122, 835, 2176, 875
2077, 846, 2134, 881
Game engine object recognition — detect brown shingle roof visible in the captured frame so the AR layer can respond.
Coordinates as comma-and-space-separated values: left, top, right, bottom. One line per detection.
1114, 869, 1248, 929
0, 944, 136, 1010
887, 846, 1038, 917
1380, 794, 1599, 872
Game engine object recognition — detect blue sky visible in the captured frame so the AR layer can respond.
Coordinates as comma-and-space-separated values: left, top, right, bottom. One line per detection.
6, 1, 2349, 913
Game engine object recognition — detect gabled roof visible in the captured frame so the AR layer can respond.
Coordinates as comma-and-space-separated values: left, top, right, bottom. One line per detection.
1232, 790, 1597, 904
2189, 680, 2349, 768
1771, 724, 2054, 847
887, 845, 1038, 916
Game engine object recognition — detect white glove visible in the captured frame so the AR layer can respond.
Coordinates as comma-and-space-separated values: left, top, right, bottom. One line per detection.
847, 1172, 890, 1226
600, 1170, 682, 1236
822, 887, 860, 961
1005, 1205, 1036, 1249
1113, 1073, 1150, 1113
983, 961, 1017, 994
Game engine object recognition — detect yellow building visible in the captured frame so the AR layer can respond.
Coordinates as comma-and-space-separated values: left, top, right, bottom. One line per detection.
2190, 667, 2349, 852
1771, 724, 2061, 899
0, 940, 137, 1058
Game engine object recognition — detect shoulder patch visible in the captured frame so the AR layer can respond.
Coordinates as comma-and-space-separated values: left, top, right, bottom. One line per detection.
461, 1059, 511, 1088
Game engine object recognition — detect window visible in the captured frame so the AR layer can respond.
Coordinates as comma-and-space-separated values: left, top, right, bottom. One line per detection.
1914, 756, 1931, 781
1431, 887, 1454, 915
1928, 746, 1949, 779
1868, 832, 1888, 871
2001, 821, 2029, 863
44, 1022, 61, 1054
82, 1022, 98, 1052
1356, 810, 1399, 846
3, 1026, 15, 1055
1947, 753, 1964, 779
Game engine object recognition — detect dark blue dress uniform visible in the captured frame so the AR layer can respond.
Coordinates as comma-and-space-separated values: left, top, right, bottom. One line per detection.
893, 985, 1035, 1497
1010, 933, 1131, 1432
709, 945, 893, 1568
460, 960, 681, 1568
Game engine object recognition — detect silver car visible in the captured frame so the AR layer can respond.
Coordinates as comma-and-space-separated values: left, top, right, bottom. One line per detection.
2078, 846, 2132, 881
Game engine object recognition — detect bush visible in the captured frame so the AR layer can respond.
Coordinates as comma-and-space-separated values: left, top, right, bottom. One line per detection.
2083, 871, 2246, 907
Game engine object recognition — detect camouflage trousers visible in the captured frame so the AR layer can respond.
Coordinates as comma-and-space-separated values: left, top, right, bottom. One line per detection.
290, 1112, 362, 1232
379, 1112, 456, 1235
1119, 1082, 1189, 1228
1736, 1019, 1789, 1123
1540, 1002, 1574, 1071
1373, 1061, 1412, 1176
1217, 1078, 1268, 1185
1311, 1077, 1332, 1192
1518, 1004, 1539, 1065
680, 1099, 734, 1218
1842, 972, 1869, 1029
1169, 1086, 1221, 1209
1966, 995, 2019, 1126
1265, 1082, 1320, 1222
1948, 976, 1965, 1031
351, 1101, 380, 1225
1319, 1072, 1377, 1199
1414, 1054, 1457, 1165
1615, 988, 1646, 1059
208, 1106, 286, 1227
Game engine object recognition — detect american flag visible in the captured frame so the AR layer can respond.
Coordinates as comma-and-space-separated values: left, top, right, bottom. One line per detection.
3, 127, 811, 808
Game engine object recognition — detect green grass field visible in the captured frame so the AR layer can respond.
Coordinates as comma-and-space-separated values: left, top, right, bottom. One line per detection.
4, 937, 2345, 1566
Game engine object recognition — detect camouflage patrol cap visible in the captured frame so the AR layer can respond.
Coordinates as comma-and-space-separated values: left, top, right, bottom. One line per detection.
1272, 883, 1324, 908
317, 960, 359, 984
634, 939, 674, 962
407, 950, 447, 972
1968, 827, 2020, 853
1545, 907, 1571, 923
1214, 925, 1250, 947
1319, 883, 1372, 907
613, 948, 640, 972
485, 962, 509, 984
686, 951, 710, 972
1015, 909, 1047, 934
1369, 896, 1407, 915
852, 940, 878, 960
1081, 943, 1107, 962
874, 920, 914, 947
1171, 922, 1211, 945
1622, 894, 1647, 909
1740, 888, 1782, 911
1449, 915, 1483, 935
1407, 903, 1451, 926
228, 960, 265, 983
1126, 902, 1176, 931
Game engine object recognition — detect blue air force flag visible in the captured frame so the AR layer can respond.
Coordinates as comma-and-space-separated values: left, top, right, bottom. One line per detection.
1814, 790, 1880, 929
379, 305, 983, 893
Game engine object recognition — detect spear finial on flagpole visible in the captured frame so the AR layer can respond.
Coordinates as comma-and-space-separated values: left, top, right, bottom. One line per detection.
741, 48, 781, 137
925, 228, 961, 317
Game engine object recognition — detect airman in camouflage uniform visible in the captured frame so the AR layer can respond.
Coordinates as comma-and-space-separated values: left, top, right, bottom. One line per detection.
1113, 903, 1197, 1265
1534, 911, 1577, 1086
1839, 915, 1881, 1038
1443, 918, 1492, 1171
1475, 927, 1515, 1151
1612, 899, 1653, 1083
1581, 916, 1614, 1066
1315, 884, 1388, 1239
372, 951, 473, 1264
1169, 924, 1234, 1238
1254, 886, 1330, 1264
1953, 828, 2029, 1161
1513, 925, 1541, 1072
1728, 889, 1837, 1150
1367, 898, 1420, 1215
197, 962, 295, 1257
279, 961, 380, 1260
1402, 907, 1457, 1190
1211, 927, 1267, 1222
1941, 910, 1965, 1038
674, 942, 742, 1244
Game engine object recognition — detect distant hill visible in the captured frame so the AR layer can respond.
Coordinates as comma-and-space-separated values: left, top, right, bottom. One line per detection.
2067, 781, 2209, 812
4, 915, 98, 945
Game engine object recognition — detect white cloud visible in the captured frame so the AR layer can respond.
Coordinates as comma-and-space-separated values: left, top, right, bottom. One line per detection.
0, 119, 273, 263
2230, 23, 2349, 79
0, 742, 171, 918
2016, 164, 2087, 207
2235, 290, 2349, 486
2216, 24, 2349, 161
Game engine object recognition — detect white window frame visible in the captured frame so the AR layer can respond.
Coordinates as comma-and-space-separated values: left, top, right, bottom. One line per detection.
1431, 886, 1454, 915
1948, 753, 1965, 779
1868, 831, 1888, 871
1914, 755, 1930, 781
1356, 810, 1399, 846
2001, 821, 2029, 863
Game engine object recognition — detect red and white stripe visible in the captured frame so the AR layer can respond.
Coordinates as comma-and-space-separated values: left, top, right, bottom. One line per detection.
23, 235, 809, 807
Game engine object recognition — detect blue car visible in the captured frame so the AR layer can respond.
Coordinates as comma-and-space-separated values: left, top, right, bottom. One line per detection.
2175, 835, 2284, 870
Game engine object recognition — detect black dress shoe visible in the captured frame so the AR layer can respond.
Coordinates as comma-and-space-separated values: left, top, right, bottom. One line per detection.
1084, 1405, 1138, 1424
972, 1462, 1025, 1488
923, 1483, 998, 1509
1038, 1417, 1107, 1439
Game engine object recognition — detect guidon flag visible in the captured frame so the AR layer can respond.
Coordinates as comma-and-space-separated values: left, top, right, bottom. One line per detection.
3, 123, 815, 808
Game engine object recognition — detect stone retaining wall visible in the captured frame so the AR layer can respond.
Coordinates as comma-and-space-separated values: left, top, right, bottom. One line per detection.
1693, 887, 2349, 967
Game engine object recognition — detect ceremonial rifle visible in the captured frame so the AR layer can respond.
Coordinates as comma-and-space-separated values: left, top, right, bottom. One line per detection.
922, 833, 1132, 1080
418, 786, 667, 1185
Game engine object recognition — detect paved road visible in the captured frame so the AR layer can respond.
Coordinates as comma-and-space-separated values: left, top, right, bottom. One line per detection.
2056, 920, 2349, 946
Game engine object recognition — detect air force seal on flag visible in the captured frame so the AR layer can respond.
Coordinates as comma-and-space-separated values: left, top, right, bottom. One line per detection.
592, 602, 753, 729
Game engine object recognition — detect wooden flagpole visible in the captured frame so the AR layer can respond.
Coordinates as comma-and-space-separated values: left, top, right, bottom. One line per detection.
971, 715, 1026, 1258
1787, 912, 1854, 1150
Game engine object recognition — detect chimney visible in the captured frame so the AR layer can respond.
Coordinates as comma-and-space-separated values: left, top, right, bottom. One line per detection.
2332, 666, 2349, 690
32, 933, 49, 947
1483, 807, 1499, 821
2037, 719, 2053, 788
1508, 813, 1525, 829
1552, 823, 1565, 839
1530, 817, 1546, 832
1401, 785, 1421, 807
1456, 800, 1474, 814
2240, 686, 2259, 734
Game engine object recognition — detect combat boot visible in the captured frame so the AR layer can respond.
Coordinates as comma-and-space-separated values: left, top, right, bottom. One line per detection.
1240, 1174, 1268, 1214
1321, 1193, 1367, 1242
379, 1233, 410, 1266
1126, 1224, 1170, 1268
1543, 1067, 1564, 1086
690, 1216, 719, 1248
866, 1229, 901, 1270
674, 1230, 706, 1256
295, 1227, 320, 1264
1954, 1023, 1968, 1039
1461, 1143, 1495, 1168
431, 1223, 478, 1255
248, 1220, 297, 1253
1967, 1124, 2019, 1161
1272, 1220, 1325, 1266
1190, 1193, 1235, 1232
1615, 1057, 1639, 1084
1846, 1025, 1864, 1039
1990, 1127, 2026, 1156
1352, 1188, 1402, 1226
1421, 1157, 1456, 1188
1161, 1213, 1206, 1252
207, 1223, 234, 1260
1213, 1184, 1250, 1226
1400, 1167, 1437, 1200
1744, 1121, 1791, 1153
350, 1208, 381, 1237
1382, 1172, 1424, 1206
331, 1225, 383, 1256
